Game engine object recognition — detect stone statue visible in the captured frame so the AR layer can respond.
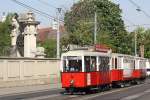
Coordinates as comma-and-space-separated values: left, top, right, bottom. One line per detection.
10, 13, 21, 57
10, 11, 45, 58
10, 13, 20, 46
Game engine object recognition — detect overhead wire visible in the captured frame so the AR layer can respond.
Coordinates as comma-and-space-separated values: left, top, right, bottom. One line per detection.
37, 0, 66, 13
128, 0, 150, 19
113, 0, 135, 26
37, 0, 66, 21
69, 0, 150, 31
9, 0, 150, 29
114, 0, 150, 29
37, 0, 58, 9
122, 16, 135, 25
10, 0, 64, 22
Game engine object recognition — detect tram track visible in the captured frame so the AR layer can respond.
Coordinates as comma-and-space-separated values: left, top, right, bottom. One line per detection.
62, 80, 150, 100
0, 79, 150, 100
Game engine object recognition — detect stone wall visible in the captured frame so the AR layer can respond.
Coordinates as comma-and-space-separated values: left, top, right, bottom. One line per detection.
0, 57, 60, 87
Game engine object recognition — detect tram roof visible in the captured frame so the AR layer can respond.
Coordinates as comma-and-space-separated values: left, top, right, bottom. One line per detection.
112, 53, 134, 58
62, 50, 110, 57
112, 53, 146, 60
62, 50, 148, 61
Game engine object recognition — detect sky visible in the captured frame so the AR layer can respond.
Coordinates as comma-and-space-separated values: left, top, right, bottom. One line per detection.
0, 0, 150, 32
113, 0, 150, 31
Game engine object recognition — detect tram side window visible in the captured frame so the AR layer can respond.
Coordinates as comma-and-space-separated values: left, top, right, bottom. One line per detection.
91, 56, 96, 71
139, 61, 141, 68
84, 56, 90, 72
134, 60, 135, 69
105, 57, 110, 70
115, 58, 117, 69
84, 56, 96, 72
99, 57, 104, 71
99, 57, 109, 71
63, 60, 66, 71
132, 60, 135, 69
112, 58, 115, 69
139, 60, 146, 69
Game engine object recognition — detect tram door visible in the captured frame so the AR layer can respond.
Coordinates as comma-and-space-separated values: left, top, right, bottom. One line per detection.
84, 56, 97, 86
139, 60, 146, 77
98, 56, 110, 84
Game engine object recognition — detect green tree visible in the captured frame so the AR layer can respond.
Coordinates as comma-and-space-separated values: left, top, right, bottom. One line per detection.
0, 14, 12, 56
132, 27, 150, 58
40, 39, 56, 58
144, 29, 150, 58
64, 0, 128, 53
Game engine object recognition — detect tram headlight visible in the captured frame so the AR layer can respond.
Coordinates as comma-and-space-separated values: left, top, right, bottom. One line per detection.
70, 80, 74, 85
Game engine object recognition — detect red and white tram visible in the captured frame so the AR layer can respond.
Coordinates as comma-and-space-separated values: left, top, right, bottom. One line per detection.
60, 49, 147, 93
110, 54, 146, 86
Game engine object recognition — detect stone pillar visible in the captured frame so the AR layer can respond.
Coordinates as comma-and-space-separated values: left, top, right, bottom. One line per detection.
23, 11, 40, 57
24, 26, 30, 57
30, 26, 37, 57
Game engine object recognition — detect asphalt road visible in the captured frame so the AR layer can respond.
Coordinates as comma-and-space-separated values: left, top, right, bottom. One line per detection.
1, 79, 150, 100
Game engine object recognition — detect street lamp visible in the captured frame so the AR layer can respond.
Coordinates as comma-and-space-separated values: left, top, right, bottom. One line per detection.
136, 8, 141, 12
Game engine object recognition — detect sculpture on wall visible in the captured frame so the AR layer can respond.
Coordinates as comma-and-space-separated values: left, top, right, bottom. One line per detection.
10, 11, 45, 58
10, 13, 22, 57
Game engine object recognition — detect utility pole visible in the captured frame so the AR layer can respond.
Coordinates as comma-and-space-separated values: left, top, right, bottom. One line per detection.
134, 32, 137, 56
57, 8, 61, 59
94, 12, 97, 44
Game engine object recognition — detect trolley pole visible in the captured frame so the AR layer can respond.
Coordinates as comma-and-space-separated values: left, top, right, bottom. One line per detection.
57, 8, 61, 59
94, 12, 97, 44
134, 32, 137, 56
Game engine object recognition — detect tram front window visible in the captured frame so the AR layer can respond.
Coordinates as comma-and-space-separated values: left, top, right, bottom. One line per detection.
63, 56, 82, 72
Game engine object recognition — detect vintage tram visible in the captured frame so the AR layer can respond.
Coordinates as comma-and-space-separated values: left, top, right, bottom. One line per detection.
60, 48, 147, 93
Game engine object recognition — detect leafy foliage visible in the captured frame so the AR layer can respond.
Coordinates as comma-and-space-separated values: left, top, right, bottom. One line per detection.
133, 27, 150, 58
0, 14, 12, 56
39, 39, 56, 58
64, 0, 129, 53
